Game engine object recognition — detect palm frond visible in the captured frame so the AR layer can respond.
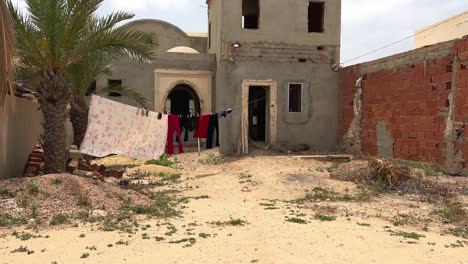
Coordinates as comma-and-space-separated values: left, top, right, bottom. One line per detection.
97, 85, 149, 109
1, 0, 16, 111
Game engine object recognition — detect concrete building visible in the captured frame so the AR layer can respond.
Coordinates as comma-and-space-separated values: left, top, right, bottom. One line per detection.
415, 11, 468, 48
98, 0, 341, 154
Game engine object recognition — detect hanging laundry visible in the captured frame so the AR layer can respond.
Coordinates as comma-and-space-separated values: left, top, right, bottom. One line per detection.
167, 115, 184, 155
193, 115, 211, 139
80, 95, 168, 160
206, 114, 220, 149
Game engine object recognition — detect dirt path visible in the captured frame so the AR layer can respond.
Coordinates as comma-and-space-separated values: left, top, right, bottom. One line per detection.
0, 152, 467, 264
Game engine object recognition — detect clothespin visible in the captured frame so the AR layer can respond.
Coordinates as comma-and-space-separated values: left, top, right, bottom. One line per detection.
146, 110, 149, 117
227, 108, 232, 114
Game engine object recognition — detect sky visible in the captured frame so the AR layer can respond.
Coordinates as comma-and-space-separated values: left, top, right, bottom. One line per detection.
10, 0, 468, 65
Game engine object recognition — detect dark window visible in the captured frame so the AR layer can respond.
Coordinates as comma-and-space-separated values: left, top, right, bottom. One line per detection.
242, 0, 259, 29
289, 83, 302, 113
107, 79, 122, 97
308, 2, 324, 33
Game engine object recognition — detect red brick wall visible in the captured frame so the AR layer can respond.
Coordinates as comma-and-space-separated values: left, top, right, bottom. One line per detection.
339, 37, 468, 169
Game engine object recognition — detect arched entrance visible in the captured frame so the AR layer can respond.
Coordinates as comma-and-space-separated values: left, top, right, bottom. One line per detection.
165, 84, 201, 116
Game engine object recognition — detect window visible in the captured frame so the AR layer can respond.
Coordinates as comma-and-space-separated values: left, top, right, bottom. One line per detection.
242, 0, 259, 29
308, 2, 324, 33
107, 79, 122, 97
289, 83, 302, 113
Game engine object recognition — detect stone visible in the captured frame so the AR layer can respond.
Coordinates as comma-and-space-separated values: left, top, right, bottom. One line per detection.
28, 219, 35, 225
90, 209, 108, 218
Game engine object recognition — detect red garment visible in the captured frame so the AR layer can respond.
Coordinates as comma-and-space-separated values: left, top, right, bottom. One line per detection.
193, 115, 210, 139
167, 115, 184, 155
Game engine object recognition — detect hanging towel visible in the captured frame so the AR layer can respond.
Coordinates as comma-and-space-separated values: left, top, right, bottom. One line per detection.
80, 95, 168, 160
167, 115, 184, 155
193, 115, 210, 139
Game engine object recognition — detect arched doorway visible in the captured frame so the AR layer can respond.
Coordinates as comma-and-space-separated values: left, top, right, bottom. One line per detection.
165, 84, 201, 116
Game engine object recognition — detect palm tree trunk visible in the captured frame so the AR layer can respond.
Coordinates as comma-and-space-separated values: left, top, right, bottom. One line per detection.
38, 72, 71, 173
70, 100, 89, 147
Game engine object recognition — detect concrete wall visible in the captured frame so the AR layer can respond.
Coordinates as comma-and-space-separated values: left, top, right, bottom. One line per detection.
219, 0, 341, 47
154, 69, 213, 113
415, 11, 468, 48
339, 36, 468, 175
0, 97, 73, 178
217, 61, 340, 154
98, 20, 216, 111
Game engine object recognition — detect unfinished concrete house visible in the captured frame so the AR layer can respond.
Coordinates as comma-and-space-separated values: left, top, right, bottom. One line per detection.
98, 0, 342, 154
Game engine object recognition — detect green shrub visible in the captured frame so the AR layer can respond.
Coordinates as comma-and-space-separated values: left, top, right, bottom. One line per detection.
50, 213, 70, 226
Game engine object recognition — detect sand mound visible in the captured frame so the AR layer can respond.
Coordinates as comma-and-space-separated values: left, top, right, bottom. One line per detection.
92, 155, 144, 168
0, 174, 151, 224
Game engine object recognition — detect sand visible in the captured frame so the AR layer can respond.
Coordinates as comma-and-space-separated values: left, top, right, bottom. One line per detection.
0, 150, 467, 264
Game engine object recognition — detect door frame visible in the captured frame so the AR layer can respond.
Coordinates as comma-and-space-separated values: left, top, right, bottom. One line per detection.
240, 80, 277, 154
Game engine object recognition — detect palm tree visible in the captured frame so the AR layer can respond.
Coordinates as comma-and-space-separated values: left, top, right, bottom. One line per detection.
0, 0, 15, 112
8, 0, 154, 172
67, 51, 149, 147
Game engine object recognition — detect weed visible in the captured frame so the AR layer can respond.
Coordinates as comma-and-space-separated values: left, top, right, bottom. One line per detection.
86, 246, 97, 251
79, 234, 86, 238
391, 214, 410, 226
145, 154, 175, 167
239, 173, 253, 179
445, 227, 468, 239
357, 222, 371, 227
433, 201, 467, 224
76, 210, 90, 221
0, 186, 16, 198
0, 213, 25, 227
158, 172, 181, 183
164, 224, 178, 236
80, 253, 90, 259
107, 244, 113, 247
418, 162, 439, 177
199, 233, 211, 238
169, 237, 196, 247
115, 240, 129, 246
51, 178, 63, 185
314, 213, 336, 222
155, 236, 165, 241
49, 213, 69, 226
292, 187, 372, 204
210, 218, 248, 226
11, 246, 30, 253
26, 180, 40, 195
388, 230, 425, 240
286, 218, 308, 224
199, 154, 225, 165
77, 194, 91, 207
142, 233, 150, 240
327, 162, 340, 172
30, 202, 39, 219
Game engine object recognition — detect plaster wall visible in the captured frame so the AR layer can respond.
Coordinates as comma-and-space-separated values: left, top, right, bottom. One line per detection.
216, 61, 339, 154
154, 69, 213, 113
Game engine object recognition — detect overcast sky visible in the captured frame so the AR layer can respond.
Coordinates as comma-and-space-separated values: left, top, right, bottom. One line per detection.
10, 0, 468, 65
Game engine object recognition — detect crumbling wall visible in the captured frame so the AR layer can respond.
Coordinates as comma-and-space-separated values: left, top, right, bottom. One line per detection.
339, 37, 468, 175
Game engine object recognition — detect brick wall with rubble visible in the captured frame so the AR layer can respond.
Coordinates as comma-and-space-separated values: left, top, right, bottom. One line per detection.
338, 37, 468, 175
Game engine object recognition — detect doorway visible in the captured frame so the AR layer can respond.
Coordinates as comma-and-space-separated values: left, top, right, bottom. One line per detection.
166, 84, 200, 116
248, 86, 267, 142
240, 80, 277, 155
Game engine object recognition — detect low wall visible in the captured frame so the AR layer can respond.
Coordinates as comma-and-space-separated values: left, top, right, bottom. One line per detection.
339, 37, 468, 175
0, 97, 73, 178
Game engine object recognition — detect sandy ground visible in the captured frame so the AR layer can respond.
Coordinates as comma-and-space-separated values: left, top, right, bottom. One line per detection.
0, 150, 467, 264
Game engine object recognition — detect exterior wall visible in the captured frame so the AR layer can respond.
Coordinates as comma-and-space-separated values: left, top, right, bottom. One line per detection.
339, 37, 468, 175
97, 20, 216, 111
0, 97, 73, 178
154, 69, 213, 113
220, 0, 341, 47
217, 61, 339, 154
210, 0, 342, 154
415, 11, 468, 48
